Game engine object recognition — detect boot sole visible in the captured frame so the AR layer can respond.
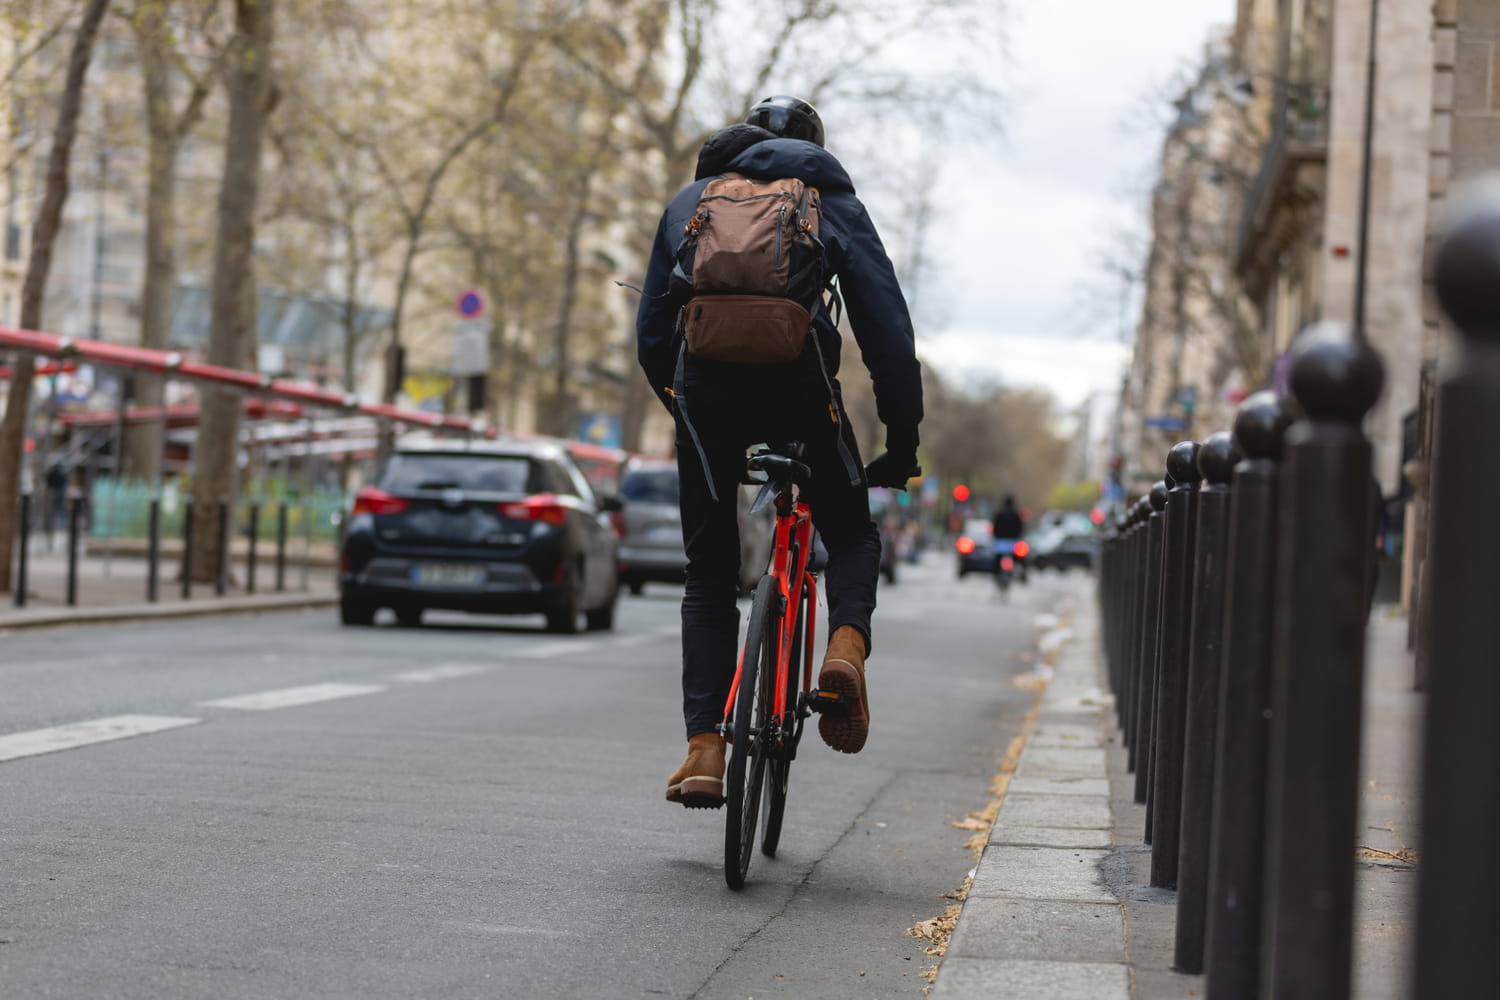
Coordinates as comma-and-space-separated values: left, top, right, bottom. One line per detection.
817, 659, 868, 754
666, 776, 725, 809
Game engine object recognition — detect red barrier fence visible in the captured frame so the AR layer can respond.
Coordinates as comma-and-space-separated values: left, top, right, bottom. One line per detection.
0, 325, 489, 435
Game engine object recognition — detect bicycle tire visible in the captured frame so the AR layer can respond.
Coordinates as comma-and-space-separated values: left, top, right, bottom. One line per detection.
725, 575, 777, 889
761, 578, 808, 857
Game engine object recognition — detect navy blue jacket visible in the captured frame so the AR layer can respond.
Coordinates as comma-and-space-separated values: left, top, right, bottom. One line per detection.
635, 138, 924, 432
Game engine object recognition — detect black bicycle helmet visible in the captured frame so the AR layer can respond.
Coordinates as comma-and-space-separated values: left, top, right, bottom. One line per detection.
743, 95, 825, 147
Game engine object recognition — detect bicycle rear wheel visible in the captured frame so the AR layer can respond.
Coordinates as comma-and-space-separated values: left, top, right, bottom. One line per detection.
761, 578, 808, 857
725, 575, 777, 889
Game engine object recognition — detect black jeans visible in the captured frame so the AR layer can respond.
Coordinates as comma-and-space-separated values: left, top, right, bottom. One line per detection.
675, 356, 881, 739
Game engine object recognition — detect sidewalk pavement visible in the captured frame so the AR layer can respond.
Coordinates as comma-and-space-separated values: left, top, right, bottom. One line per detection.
2, 547, 336, 631
933, 597, 1420, 999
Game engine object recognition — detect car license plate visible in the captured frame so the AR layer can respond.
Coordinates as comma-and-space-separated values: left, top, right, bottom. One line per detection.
647, 524, 680, 541
411, 563, 486, 587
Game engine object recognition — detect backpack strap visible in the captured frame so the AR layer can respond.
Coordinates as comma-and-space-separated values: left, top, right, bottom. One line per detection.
671, 336, 720, 503
806, 325, 865, 489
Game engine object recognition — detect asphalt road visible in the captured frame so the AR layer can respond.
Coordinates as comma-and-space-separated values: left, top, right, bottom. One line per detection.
0, 556, 1079, 999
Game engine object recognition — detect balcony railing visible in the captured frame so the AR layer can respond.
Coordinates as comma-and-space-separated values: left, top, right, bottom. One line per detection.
1235, 80, 1331, 269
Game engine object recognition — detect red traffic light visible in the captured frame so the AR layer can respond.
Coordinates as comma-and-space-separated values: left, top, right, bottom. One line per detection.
952, 484, 970, 503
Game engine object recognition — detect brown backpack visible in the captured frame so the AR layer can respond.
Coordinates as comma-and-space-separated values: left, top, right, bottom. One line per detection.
674, 173, 825, 364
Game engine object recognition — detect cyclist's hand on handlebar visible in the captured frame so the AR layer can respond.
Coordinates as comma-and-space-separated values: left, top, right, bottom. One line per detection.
865, 451, 921, 490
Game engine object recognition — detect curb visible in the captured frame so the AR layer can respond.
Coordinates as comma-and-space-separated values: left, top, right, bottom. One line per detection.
932, 596, 1129, 999
0, 591, 339, 633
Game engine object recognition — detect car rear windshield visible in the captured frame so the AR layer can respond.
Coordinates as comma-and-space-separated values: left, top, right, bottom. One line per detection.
380, 453, 540, 494
621, 469, 678, 504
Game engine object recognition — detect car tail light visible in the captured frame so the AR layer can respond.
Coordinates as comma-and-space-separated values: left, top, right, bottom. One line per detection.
956, 536, 976, 555
499, 494, 568, 525
1000, 555, 1015, 571
1013, 540, 1030, 559
351, 486, 409, 516
610, 510, 626, 538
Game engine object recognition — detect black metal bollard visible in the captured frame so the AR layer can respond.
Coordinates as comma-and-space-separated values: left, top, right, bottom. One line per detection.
181, 502, 194, 600
1150, 440, 1201, 889
1123, 498, 1151, 765
66, 496, 83, 606
15, 492, 30, 607
246, 502, 260, 595
1203, 392, 1295, 1000
1135, 481, 1169, 812
147, 498, 161, 603
1145, 469, 1179, 841
1174, 431, 1236, 973
275, 502, 288, 593
1411, 183, 1500, 999
1260, 321, 1384, 1000
214, 499, 229, 597
1106, 515, 1126, 720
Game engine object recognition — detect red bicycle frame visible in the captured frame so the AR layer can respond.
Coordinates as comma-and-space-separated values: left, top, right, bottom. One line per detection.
723, 492, 819, 733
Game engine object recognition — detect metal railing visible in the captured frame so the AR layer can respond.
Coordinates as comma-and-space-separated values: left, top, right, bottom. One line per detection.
1097, 184, 1500, 999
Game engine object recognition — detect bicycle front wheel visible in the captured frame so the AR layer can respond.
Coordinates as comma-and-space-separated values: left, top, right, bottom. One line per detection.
725, 575, 777, 889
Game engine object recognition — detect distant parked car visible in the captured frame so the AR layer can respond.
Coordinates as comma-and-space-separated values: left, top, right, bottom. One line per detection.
616, 458, 772, 596
1028, 513, 1098, 572
339, 437, 620, 633
955, 518, 996, 578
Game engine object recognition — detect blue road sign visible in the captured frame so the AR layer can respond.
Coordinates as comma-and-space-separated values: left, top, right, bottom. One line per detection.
456, 289, 485, 319
1144, 415, 1188, 431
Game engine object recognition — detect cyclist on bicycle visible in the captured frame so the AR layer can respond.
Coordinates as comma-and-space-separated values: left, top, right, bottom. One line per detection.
636, 96, 924, 808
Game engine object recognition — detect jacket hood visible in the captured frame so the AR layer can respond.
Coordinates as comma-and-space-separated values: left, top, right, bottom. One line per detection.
725, 138, 856, 194
695, 124, 778, 180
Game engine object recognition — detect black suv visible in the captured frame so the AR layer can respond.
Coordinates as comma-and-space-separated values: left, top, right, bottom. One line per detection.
339, 438, 621, 632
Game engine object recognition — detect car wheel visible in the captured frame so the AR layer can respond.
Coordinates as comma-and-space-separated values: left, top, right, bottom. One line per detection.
395, 605, 423, 628
340, 593, 376, 626
585, 588, 617, 632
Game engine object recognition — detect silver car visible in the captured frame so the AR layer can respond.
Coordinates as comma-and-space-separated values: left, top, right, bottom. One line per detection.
616, 458, 772, 596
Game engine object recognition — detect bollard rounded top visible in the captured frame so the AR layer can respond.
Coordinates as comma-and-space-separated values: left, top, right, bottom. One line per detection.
1134, 496, 1152, 524
1287, 321, 1385, 423
1165, 440, 1202, 488
1233, 390, 1296, 460
1433, 176, 1500, 341
1148, 480, 1169, 511
1197, 431, 1235, 486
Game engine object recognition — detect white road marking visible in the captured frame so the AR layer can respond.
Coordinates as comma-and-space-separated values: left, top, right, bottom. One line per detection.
513, 641, 605, 658
200, 683, 386, 711
394, 664, 492, 683
609, 631, 670, 648
0, 715, 200, 763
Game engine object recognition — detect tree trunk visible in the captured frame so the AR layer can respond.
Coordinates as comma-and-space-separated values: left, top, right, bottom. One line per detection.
127, 10, 179, 484
189, 0, 274, 583
0, 0, 112, 594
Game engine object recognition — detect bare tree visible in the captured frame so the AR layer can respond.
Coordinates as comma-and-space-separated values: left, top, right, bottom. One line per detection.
187, 0, 274, 581
126, 0, 224, 482
0, 0, 114, 595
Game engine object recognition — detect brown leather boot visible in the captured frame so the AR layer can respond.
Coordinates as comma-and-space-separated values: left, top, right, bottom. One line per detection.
817, 626, 870, 753
665, 732, 726, 808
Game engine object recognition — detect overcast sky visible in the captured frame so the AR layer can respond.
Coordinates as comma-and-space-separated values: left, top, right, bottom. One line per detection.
901, 0, 1237, 408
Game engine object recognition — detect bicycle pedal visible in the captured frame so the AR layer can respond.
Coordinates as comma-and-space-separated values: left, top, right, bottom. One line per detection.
806, 688, 852, 716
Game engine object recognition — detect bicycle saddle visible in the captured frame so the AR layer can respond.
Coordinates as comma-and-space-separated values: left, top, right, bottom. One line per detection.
746, 449, 812, 514
746, 453, 812, 487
